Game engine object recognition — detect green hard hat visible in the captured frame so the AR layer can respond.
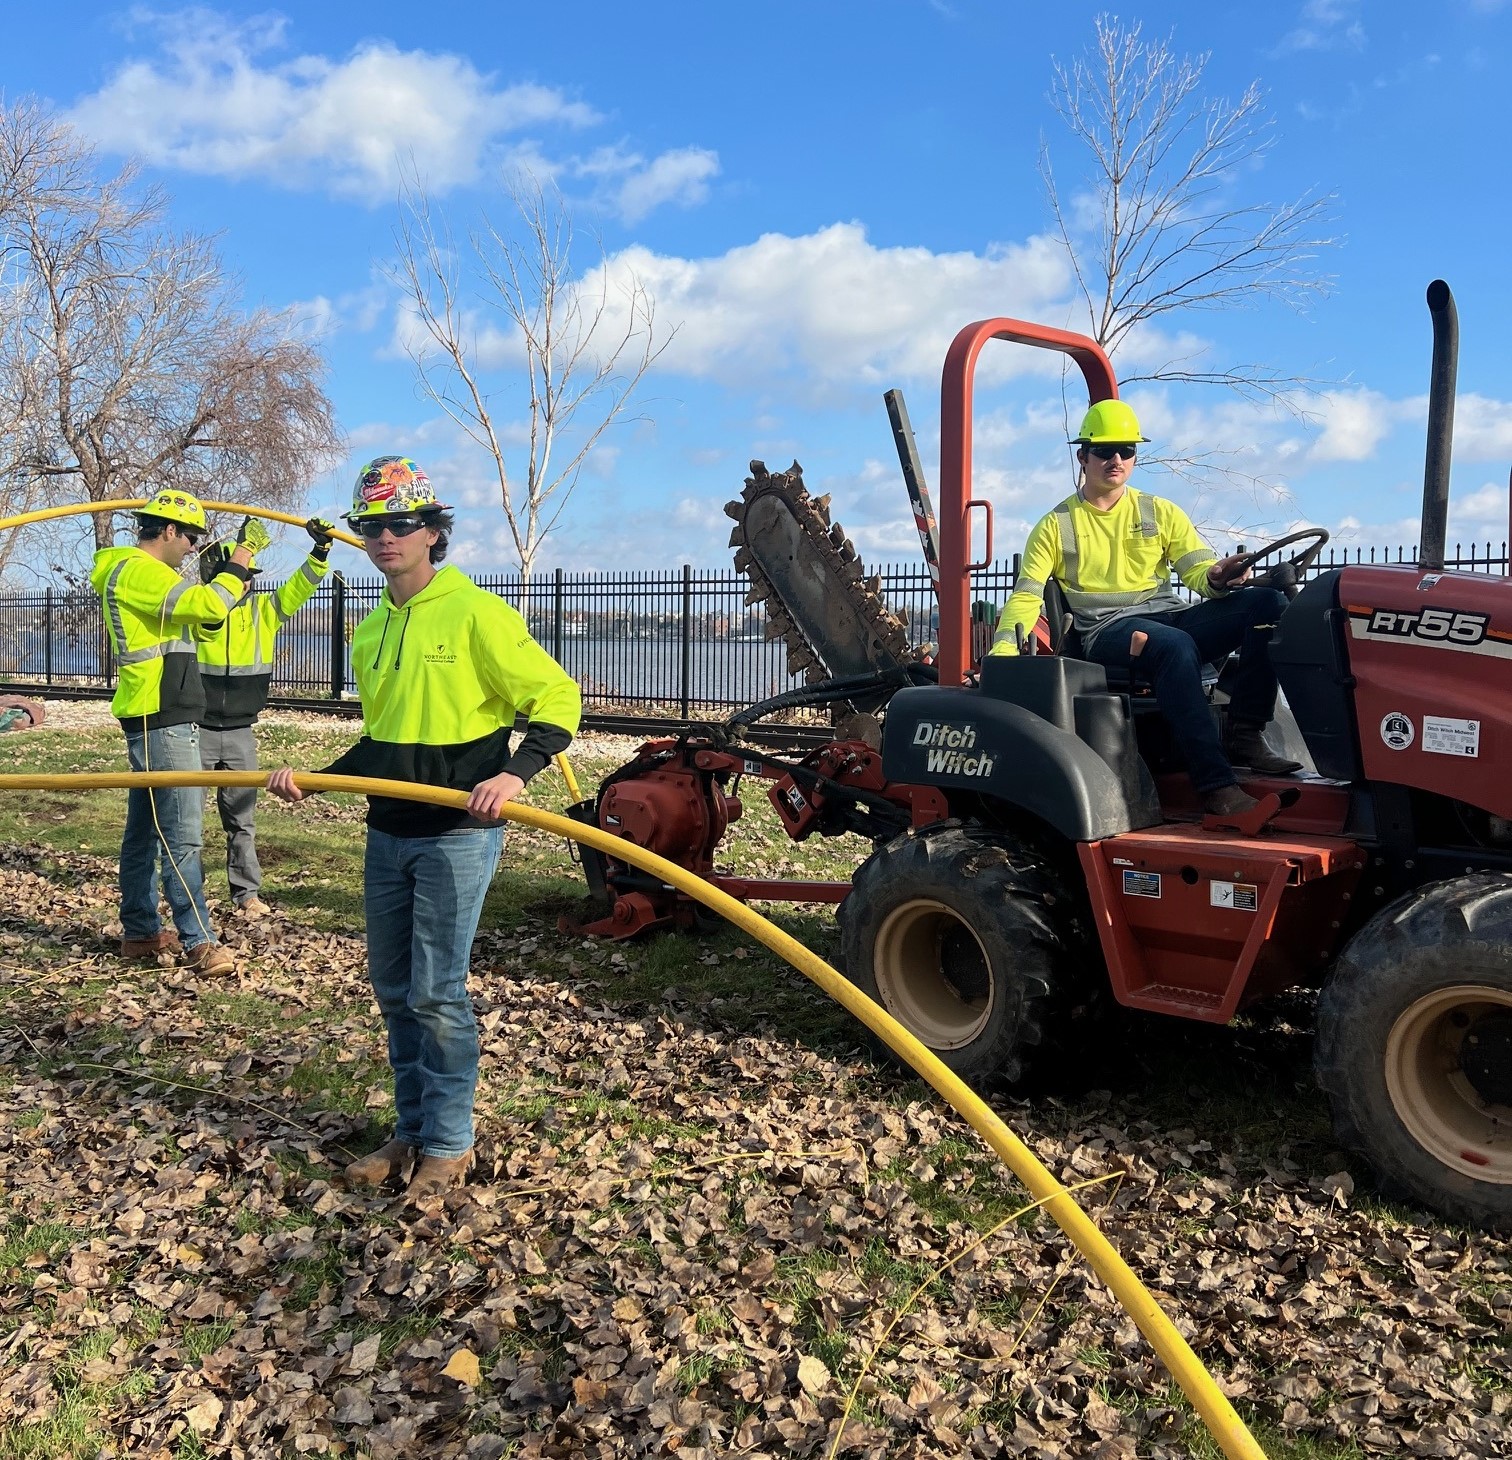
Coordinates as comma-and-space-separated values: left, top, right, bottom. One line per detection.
1071, 399, 1149, 445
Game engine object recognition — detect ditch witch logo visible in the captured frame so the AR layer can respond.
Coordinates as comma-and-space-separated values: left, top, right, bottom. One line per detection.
912, 721, 995, 776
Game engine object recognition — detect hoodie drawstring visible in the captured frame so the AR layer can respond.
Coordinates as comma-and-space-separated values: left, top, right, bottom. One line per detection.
371, 603, 413, 672
393, 606, 412, 668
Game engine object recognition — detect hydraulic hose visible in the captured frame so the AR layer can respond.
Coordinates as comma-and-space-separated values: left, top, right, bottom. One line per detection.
0, 499, 365, 549
0, 767, 1267, 1460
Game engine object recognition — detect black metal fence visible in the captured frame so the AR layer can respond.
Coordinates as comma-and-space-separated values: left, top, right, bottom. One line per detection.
1, 542, 1505, 714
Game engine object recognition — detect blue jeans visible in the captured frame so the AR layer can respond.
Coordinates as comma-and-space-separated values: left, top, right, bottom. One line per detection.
120, 722, 216, 949
364, 826, 504, 1159
1084, 586, 1289, 794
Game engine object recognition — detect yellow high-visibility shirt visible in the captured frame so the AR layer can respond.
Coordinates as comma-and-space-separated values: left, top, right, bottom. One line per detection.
989, 488, 1221, 657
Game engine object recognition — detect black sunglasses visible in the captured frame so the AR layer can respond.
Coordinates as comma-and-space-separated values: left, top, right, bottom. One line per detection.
1087, 444, 1137, 461
178, 528, 202, 546
355, 517, 429, 540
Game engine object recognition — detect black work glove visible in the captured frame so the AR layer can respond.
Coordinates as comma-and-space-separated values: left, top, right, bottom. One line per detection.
305, 517, 336, 562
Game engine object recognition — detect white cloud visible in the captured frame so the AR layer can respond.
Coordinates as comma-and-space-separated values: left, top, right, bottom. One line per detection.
66, 10, 599, 197
1306, 388, 1398, 462
1272, 0, 1367, 55
574, 145, 720, 224
586, 223, 1073, 393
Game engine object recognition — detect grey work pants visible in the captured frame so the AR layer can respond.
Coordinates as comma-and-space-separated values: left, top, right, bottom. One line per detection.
199, 724, 263, 905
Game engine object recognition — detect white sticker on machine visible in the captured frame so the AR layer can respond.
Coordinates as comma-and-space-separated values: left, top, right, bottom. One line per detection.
1422, 715, 1480, 757
1379, 711, 1415, 751
1210, 881, 1259, 912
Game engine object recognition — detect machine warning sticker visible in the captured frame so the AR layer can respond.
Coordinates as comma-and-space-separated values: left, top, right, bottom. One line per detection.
1210, 881, 1259, 912
1122, 870, 1161, 898
1380, 711, 1415, 751
1422, 715, 1480, 757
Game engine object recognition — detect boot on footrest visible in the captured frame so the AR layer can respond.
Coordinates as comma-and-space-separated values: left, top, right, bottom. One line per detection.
1202, 785, 1260, 818
1224, 721, 1302, 775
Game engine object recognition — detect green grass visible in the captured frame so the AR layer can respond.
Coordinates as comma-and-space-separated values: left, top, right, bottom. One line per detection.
0, 1327, 154, 1460
0, 1220, 84, 1287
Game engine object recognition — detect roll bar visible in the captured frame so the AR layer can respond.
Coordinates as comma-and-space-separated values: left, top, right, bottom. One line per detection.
936, 319, 1118, 687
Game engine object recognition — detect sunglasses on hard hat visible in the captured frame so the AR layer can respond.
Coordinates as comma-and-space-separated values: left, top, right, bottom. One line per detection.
355, 516, 429, 540
1087, 444, 1137, 461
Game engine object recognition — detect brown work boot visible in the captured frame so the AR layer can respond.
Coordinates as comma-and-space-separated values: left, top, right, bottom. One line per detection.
1202, 784, 1260, 818
404, 1150, 473, 1201
234, 896, 272, 918
120, 929, 180, 960
1224, 721, 1302, 775
345, 1139, 418, 1188
184, 942, 235, 976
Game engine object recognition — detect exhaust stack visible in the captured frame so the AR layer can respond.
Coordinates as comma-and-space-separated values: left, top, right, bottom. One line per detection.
1420, 279, 1457, 573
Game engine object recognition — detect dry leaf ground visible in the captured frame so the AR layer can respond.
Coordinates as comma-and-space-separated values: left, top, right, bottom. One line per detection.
0, 707, 1508, 1459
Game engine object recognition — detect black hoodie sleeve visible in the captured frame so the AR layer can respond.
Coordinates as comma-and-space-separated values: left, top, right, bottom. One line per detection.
502, 720, 574, 785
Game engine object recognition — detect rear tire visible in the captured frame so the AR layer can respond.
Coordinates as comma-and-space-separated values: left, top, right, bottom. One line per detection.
1316, 874, 1512, 1230
837, 825, 1078, 1086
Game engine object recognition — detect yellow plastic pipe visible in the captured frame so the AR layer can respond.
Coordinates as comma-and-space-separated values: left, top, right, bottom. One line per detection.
0, 499, 365, 549
553, 751, 582, 803
0, 767, 1267, 1460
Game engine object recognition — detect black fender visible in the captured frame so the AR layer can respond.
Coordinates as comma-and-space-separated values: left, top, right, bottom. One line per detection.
881, 685, 1160, 841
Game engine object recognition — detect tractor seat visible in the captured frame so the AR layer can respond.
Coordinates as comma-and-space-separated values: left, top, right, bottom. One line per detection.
1042, 579, 1219, 693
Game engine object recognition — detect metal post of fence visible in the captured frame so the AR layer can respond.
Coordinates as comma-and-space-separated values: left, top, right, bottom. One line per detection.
43, 588, 52, 685
553, 568, 565, 662
329, 575, 346, 700
680, 563, 693, 721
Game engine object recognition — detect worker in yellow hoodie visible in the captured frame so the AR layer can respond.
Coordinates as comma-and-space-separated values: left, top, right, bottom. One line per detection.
989, 401, 1299, 818
194, 518, 335, 917
89, 490, 260, 973
269, 457, 581, 1201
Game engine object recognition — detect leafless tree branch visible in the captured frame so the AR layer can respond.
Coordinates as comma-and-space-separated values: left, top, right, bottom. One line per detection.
0, 100, 345, 577
391, 167, 671, 584
1041, 14, 1340, 446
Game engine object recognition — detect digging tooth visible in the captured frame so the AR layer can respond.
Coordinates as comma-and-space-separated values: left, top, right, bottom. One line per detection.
828, 523, 845, 548
813, 494, 831, 525
743, 585, 768, 607
749, 460, 769, 481
865, 574, 881, 595
786, 645, 816, 675
728, 525, 745, 548
724, 500, 744, 520
733, 547, 753, 573
763, 616, 788, 641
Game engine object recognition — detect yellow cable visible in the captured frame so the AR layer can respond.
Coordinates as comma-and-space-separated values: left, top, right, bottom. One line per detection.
0, 767, 1267, 1460
553, 752, 582, 803
0, 499, 364, 549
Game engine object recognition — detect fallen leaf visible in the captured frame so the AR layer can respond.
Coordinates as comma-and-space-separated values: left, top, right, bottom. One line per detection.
441, 1346, 481, 1387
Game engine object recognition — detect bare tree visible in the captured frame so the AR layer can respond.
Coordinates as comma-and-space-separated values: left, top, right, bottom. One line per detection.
0, 101, 344, 576
1042, 16, 1339, 411
392, 171, 668, 584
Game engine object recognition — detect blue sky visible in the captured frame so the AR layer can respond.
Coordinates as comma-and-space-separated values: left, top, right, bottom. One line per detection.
7, 0, 1512, 575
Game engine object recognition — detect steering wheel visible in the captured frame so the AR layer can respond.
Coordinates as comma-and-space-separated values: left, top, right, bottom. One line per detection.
1220, 527, 1331, 600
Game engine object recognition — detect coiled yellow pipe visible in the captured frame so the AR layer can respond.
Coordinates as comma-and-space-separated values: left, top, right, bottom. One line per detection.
0, 499, 365, 548
0, 767, 1267, 1460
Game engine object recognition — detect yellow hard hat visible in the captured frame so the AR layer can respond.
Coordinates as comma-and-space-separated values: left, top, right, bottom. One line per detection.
1071, 399, 1149, 446
345, 456, 450, 521
138, 489, 209, 532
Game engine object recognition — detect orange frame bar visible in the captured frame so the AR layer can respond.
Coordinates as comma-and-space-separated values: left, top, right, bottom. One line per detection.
937, 319, 1118, 686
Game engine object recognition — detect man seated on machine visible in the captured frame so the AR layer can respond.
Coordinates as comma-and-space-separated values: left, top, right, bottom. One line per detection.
988, 400, 1299, 818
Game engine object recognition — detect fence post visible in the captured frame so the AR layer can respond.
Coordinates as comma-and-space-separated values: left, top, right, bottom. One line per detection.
329, 575, 346, 700
43, 589, 53, 686
553, 568, 565, 662
679, 563, 693, 721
